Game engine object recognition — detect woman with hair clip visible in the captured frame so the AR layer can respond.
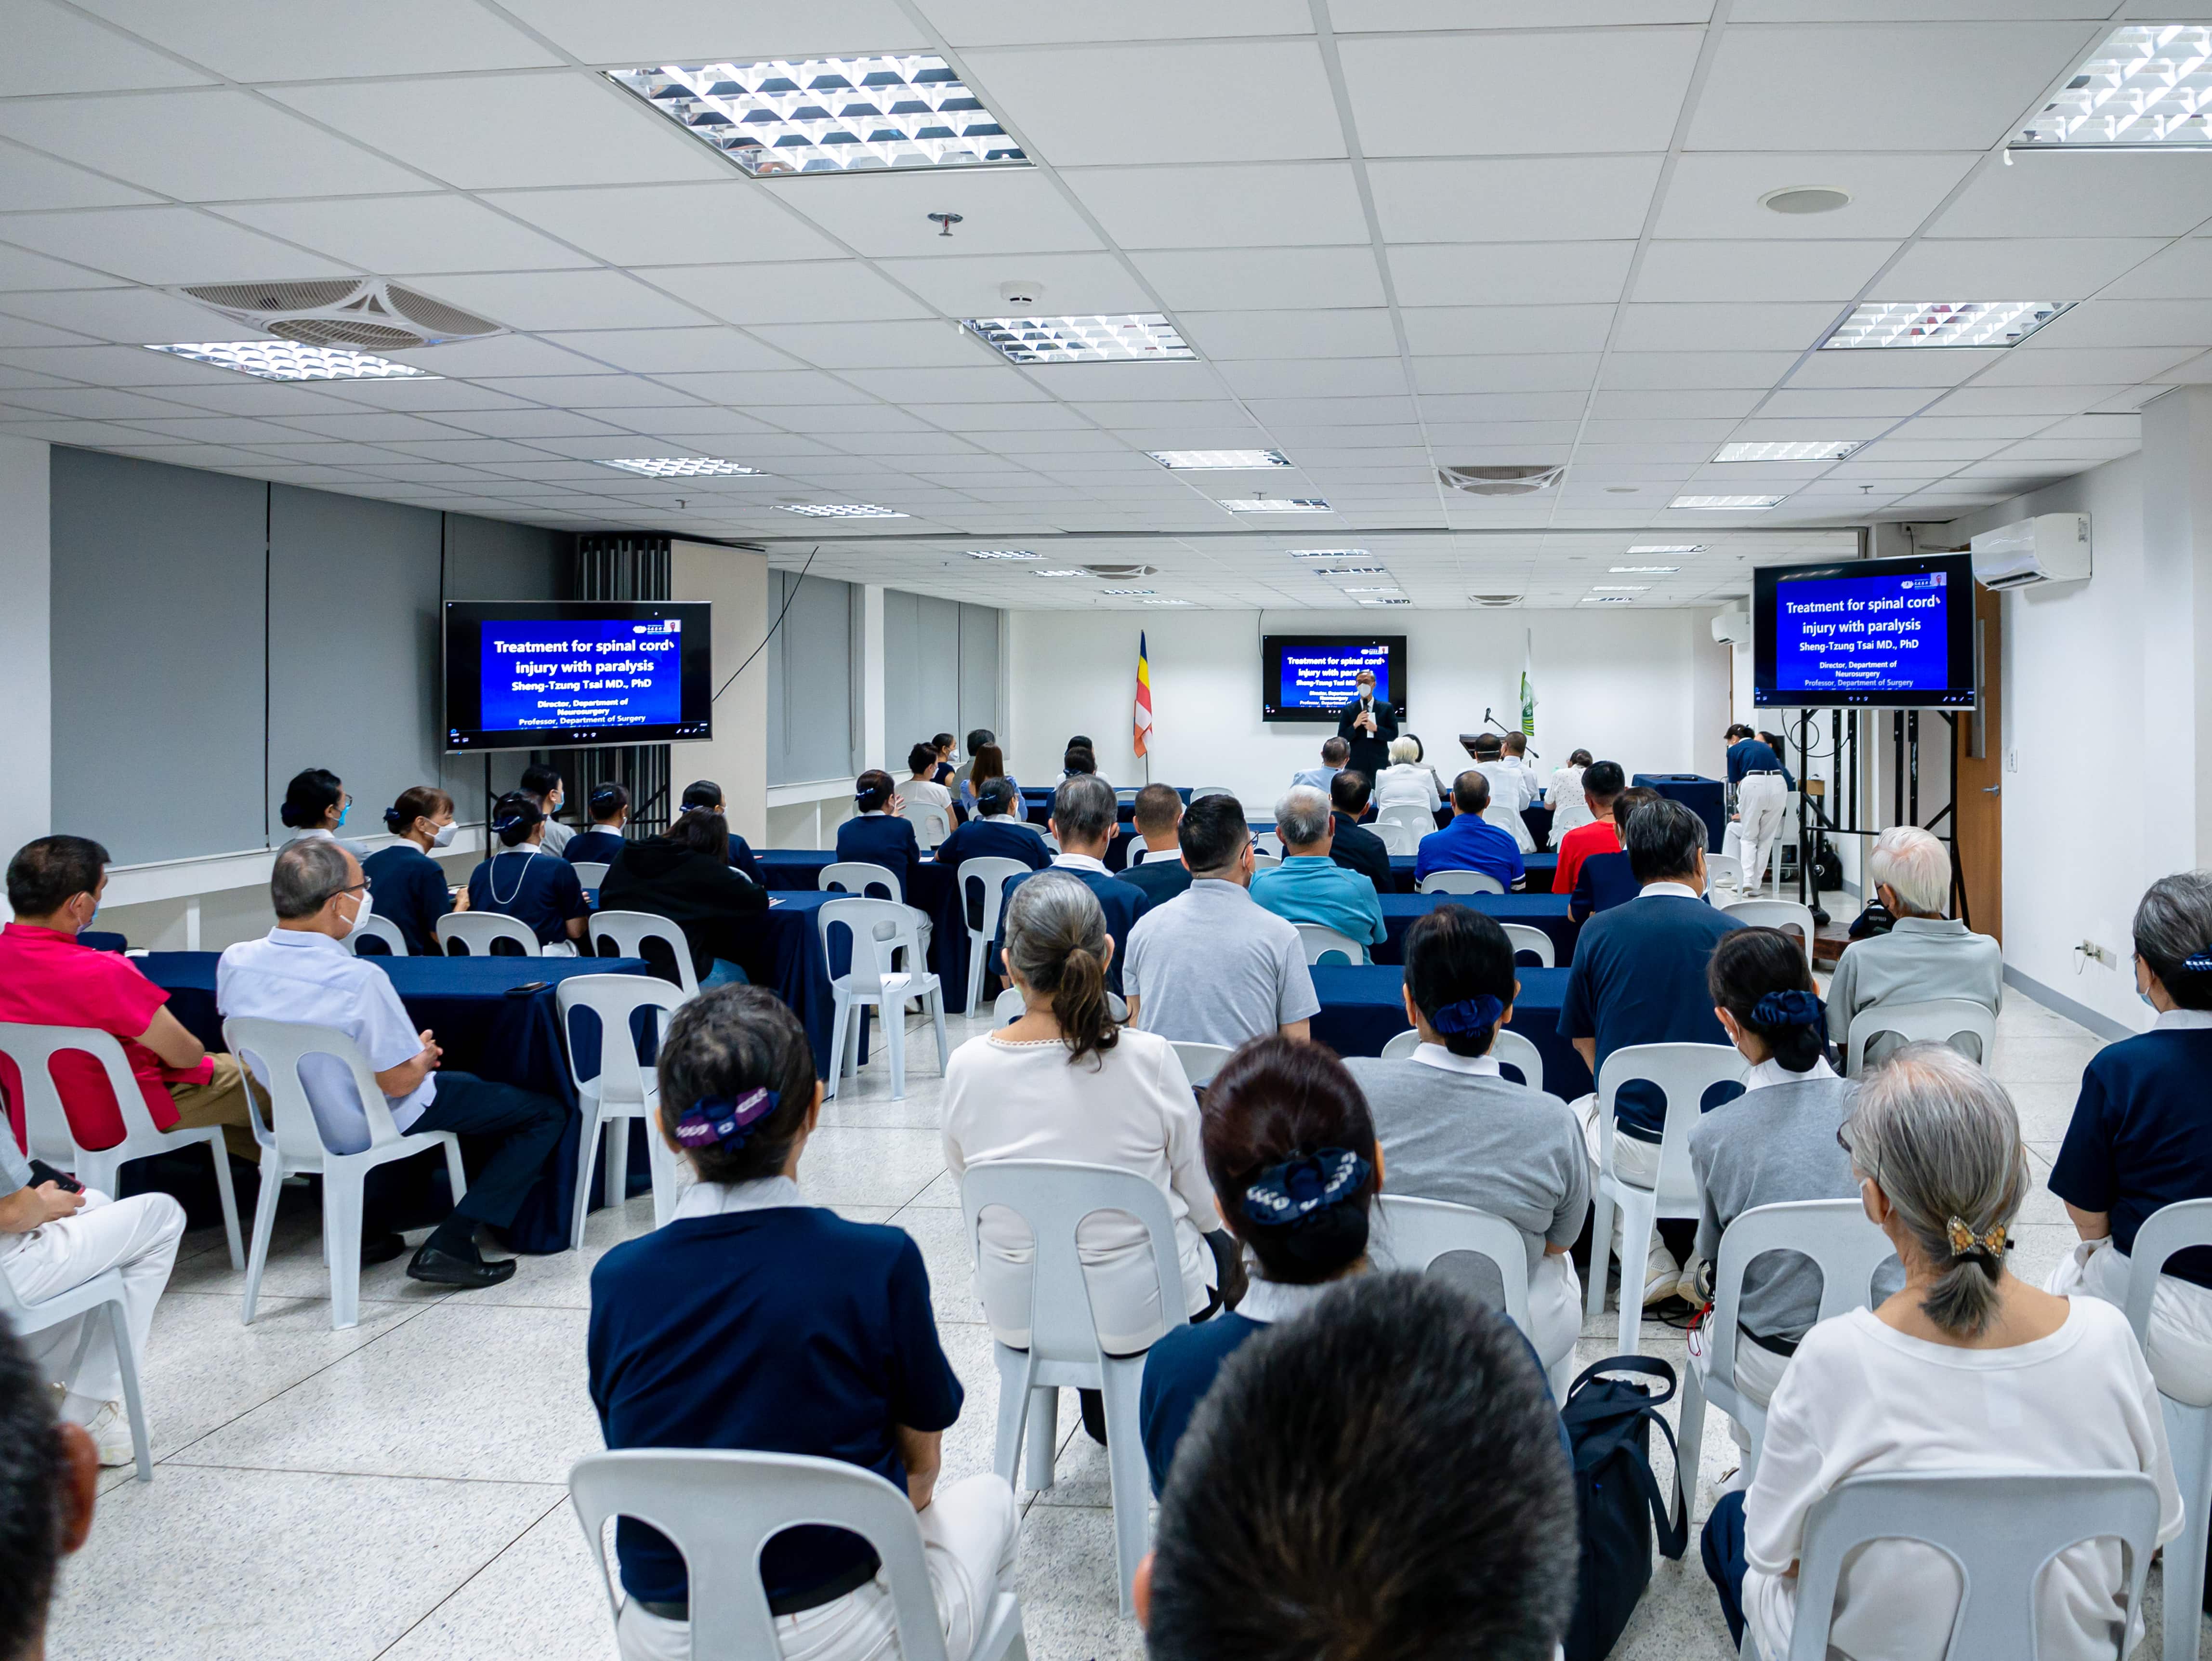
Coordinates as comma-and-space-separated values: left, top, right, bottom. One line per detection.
834, 770, 934, 962
599, 804, 767, 989
1139, 1034, 1381, 1494
564, 783, 630, 869
277, 766, 368, 857
463, 791, 587, 953
1341, 906, 1586, 1378
1703, 1043, 2183, 1660
1548, 747, 1597, 835
942, 874, 1224, 1443
590, 985, 1018, 1661
359, 786, 467, 955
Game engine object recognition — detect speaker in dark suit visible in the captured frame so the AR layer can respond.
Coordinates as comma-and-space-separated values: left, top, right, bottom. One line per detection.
1335, 668, 1399, 779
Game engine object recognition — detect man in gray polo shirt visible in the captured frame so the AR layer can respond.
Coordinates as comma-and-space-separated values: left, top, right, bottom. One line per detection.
1825, 824, 2002, 1067
1125, 793, 1319, 1048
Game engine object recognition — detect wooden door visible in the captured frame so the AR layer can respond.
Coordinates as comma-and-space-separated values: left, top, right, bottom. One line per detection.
1953, 583, 2002, 942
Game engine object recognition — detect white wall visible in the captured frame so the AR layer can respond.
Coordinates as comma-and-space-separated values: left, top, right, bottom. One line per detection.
0, 436, 50, 861
672, 538, 769, 845
1008, 606, 1717, 810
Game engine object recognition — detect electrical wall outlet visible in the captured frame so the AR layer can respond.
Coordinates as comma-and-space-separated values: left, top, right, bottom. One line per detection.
2080, 939, 2118, 969
2005, 747, 2019, 773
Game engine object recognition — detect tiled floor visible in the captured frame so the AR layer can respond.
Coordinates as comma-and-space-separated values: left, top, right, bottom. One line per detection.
42, 988, 2201, 1661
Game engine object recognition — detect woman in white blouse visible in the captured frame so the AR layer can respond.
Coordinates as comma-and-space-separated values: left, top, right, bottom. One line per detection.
1374, 736, 1443, 813
1547, 748, 1595, 836
1704, 1042, 2182, 1661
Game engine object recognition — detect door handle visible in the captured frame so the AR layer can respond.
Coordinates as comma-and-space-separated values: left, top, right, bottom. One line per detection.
1982, 785, 2001, 794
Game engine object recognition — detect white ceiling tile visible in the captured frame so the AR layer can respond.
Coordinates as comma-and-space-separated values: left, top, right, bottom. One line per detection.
75, 0, 562, 78
379, 334, 605, 377
1633, 239, 1897, 303
1757, 386, 1947, 417
1387, 243, 1634, 308
408, 268, 708, 330
0, 285, 250, 344
0, 243, 124, 292
0, 142, 161, 213
1606, 302, 1843, 353
493, 0, 927, 64
0, 1, 216, 95
1421, 391, 1590, 422
1179, 308, 1399, 359
539, 328, 801, 374
1400, 305, 1617, 355
469, 374, 703, 409
1873, 237, 2167, 297
922, 0, 1311, 45
1929, 384, 2121, 415
0, 312, 121, 349
651, 370, 878, 404
1413, 355, 1602, 394
1653, 151, 1981, 239
647, 261, 933, 327
310, 378, 536, 411
0, 207, 352, 285
1330, 0, 1712, 22
1132, 247, 1385, 310
1339, 30, 1703, 157
482, 182, 843, 266
1971, 344, 2202, 385
873, 251, 1151, 316
2103, 240, 2212, 302
1217, 357, 1409, 398
1784, 346, 2006, 387
838, 367, 1054, 402
748, 319, 992, 369
2024, 300, 2212, 351
1368, 157, 1664, 243
1935, 153, 2212, 241
1061, 162, 1368, 250
761, 167, 1103, 259
1593, 388, 1764, 419
1601, 351, 1799, 389
0, 386, 193, 420
212, 196, 595, 276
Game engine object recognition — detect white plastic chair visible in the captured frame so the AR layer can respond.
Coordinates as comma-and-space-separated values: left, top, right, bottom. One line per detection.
992, 987, 1026, 1025
820, 860, 903, 904
2122, 1197, 2212, 1661
957, 857, 1032, 1014
960, 1160, 1183, 1613
1705, 853, 1743, 894
1418, 869, 1505, 896
1674, 1200, 1896, 1504
1114, 786, 1142, 805
1767, 1471, 2161, 1661
555, 976, 686, 1250
1171, 1041, 1235, 1086
348, 912, 410, 956
222, 1016, 468, 1331
1190, 786, 1237, 803
1372, 1193, 1573, 1398
901, 803, 951, 848
1295, 922, 1367, 966
1502, 923, 1555, 967
436, 911, 540, 957
1720, 897, 1817, 967
588, 910, 701, 1000
1377, 1026, 1545, 1092
1584, 1042, 1750, 1356
569, 1448, 1026, 1661
568, 860, 610, 890
0, 1259, 150, 1481
1372, 820, 1419, 856
1249, 852, 1282, 872
1376, 803, 1435, 843
0, 1022, 243, 1270
1252, 832, 1284, 858
818, 897, 948, 1102
1844, 998, 1997, 1075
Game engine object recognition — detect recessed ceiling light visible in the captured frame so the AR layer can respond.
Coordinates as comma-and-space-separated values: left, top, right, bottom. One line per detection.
1611, 565, 1680, 573
1713, 441, 1859, 463
1316, 567, 1391, 578
1582, 596, 1634, 604
1760, 185, 1852, 214
1288, 548, 1369, 559
1671, 495, 1784, 510
1144, 598, 1193, 606
965, 549, 1040, 560
1821, 302, 2071, 350
1033, 568, 1084, 578
1341, 586, 1400, 593
606, 55, 1026, 176
145, 341, 435, 382
775, 503, 908, 517
1147, 449, 1288, 470
597, 457, 764, 477
1097, 588, 1156, 595
1628, 543, 1703, 554
1605, 486, 1638, 494
2016, 26, 2212, 147
1593, 584, 1648, 592
1221, 498, 1330, 513
962, 314, 1193, 364
1359, 598, 1411, 606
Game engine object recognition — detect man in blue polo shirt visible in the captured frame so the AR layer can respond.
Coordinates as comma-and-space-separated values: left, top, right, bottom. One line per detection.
1250, 786, 1386, 962
995, 774, 1147, 995
1415, 772, 1526, 890
1558, 798, 1743, 1307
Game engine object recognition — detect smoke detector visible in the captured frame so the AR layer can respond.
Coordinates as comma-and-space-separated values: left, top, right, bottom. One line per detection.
1082, 563, 1158, 580
1000, 278, 1042, 307
1438, 463, 1565, 497
175, 277, 503, 350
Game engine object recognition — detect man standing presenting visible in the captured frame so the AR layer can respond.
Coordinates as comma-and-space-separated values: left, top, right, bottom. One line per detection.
1723, 724, 1790, 895
1335, 667, 1397, 781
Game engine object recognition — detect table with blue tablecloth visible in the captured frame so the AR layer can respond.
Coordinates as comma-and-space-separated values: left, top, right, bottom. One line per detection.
1308, 964, 1590, 1098
1385, 852, 1557, 895
1633, 773, 1726, 851
754, 850, 974, 1014
1373, 893, 1577, 967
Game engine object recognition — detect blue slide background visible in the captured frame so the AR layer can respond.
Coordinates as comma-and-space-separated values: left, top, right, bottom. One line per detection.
479, 618, 683, 734
1772, 570, 1951, 694
1278, 643, 1393, 711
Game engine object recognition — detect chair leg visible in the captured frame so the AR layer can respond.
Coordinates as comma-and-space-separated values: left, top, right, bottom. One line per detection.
2159, 1397, 2211, 1661
826, 993, 852, 1100
966, 927, 986, 1017
324, 1169, 365, 1331
928, 988, 950, 1073
442, 1136, 469, 1207
1024, 1387, 1058, 1492
1100, 1356, 1152, 1617
241, 1151, 284, 1326
203, 1132, 244, 1271
1675, 1361, 1709, 1516
885, 1000, 908, 1101
991, 1344, 1032, 1484
569, 1098, 605, 1255
1615, 1192, 1657, 1358
604, 1112, 631, 1219
1586, 1183, 1616, 1322
106, 1298, 152, 1483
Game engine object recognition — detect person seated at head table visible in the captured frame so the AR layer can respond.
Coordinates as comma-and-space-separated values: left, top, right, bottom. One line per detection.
1465, 734, 1537, 855
217, 840, 566, 1287
1291, 736, 1348, 794
464, 792, 587, 955
993, 776, 1146, 997
0, 1323, 108, 1647
678, 781, 762, 883
1548, 747, 1596, 835
1118, 783, 1193, 907
590, 985, 1017, 1661
361, 786, 467, 957
599, 806, 769, 991
901, 741, 954, 820
1326, 771, 1393, 896
515, 762, 573, 856
1559, 797, 1744, 1310
562, 782, 631, 870
929, 731, 959, 787
277, 765, 368, 858
1124, 793, 1318, 1048
1414, 772, 1526, 892
1136, 1273, 1579, 1661
0, 834, 261, 1168
957, 743, 1020, 818
1825, 824, 2002, 1068
835, 772, 936, 968
1375, 734, 1443, 814
1341, 905, 1587, 1378
1249, 786, 1385, 962
1140, 1035, 1379, 1492
1553, 759, 1626, 896
1703, 1045, 2183, 1661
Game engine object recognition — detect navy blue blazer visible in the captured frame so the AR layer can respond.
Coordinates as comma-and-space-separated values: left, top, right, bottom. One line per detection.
836, 813, 923, 900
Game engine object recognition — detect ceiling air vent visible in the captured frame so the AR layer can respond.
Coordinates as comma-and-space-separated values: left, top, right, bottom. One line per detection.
177, 277, 503, 349
1438, 464, 1564, 497
1471, 594, 1522, 607
1082, 563, 1158, 580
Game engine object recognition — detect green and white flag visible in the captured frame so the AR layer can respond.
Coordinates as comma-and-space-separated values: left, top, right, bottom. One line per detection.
1519, 627, 1536, 740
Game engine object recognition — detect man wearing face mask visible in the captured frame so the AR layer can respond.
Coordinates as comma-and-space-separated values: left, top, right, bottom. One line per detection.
361, 785, 470, 957
217, 841, 567, 1286
1334, 667, 1398, 781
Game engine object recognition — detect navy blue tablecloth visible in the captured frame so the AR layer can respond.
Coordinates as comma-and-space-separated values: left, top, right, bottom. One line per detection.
1633, 774, 1726, 851
1374, 894, 1577, 967
1385, 852, 1557, 895
1308, 964, 1589, 1097
754, 852, 973, 1014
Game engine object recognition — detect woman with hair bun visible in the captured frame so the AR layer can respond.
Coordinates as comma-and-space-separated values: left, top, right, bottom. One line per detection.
463, 790, 587, 953
360, 785, 467, 955
277, 766, 369, 857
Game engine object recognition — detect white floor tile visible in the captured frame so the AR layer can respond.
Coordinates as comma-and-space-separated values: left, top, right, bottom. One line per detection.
377, 1503, 619, 1661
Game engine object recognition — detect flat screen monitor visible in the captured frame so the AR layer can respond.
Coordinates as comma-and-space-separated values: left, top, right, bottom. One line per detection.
1752, 553, 1977, 710
1262, 635, 1408, 723
443, 600, 714, 751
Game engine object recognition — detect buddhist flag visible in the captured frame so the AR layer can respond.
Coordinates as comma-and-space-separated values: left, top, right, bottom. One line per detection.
1133, 631, 1154, 758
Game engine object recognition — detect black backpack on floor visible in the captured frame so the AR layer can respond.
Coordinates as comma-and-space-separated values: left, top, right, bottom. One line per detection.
1561, 1356, 1688, 1661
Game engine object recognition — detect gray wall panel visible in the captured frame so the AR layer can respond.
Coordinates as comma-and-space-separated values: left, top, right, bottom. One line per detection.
959, 602, 999, 747
768, 571, 855, 784
882, 587, 920, 772
437, 514, 569, 809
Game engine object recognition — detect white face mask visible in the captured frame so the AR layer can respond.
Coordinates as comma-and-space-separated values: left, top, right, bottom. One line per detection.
428, 821, 458, 849
340, 888, 373, 938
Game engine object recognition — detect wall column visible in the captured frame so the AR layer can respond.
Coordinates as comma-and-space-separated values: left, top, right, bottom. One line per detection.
860, 584, 886, 777
0, 437, 50, 857
2139, 386, 2212, 871
670, 539, 768, 845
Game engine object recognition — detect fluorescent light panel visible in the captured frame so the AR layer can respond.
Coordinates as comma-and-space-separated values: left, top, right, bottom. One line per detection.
1582, 596, 1633, 604
1144, 599, 1193, 606
963, 314, 1193, 364
1221, 498, 1330, 513
1287, 548, 1369, 559
1628, 543, 1702, 554
775, 503, 907, 517
1713, 440, 1859, 463
145, 341, 434, 382
1671, 494, 1784, 510
1822, 301, 2071, 350
1594, 584, 1648, 592
607, 55, 1025, 176
1341, 586, 1400, 593
965, 549, 1040, 560
1611, 565, 1679, 573
1359, 598, 1410, 606
1032, 568, 1083, 578
1098, 588, 1155, 595
1315, 566, 1390, 576
597, 457, 763, 477
2016, 26, 2212, 147
1146, 449, 1288, 470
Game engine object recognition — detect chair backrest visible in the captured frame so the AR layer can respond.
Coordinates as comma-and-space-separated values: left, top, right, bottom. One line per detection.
900, 804, 950, 848
1171, 1041, 1234, 1085
1249, 852, 1282, 871
348, 912, 410, 957
1189, 786, 1237, 803
1501, 922, 1554, 967
1705, 853, 1743, 893
1372, 820, 1419, 855
1721, 897, 1817, 965
1114, 786, 1141, 804
1252, 832, 1284, 858
1596, 1042, 1748, 1210
1844, 998, 1996, 1076
992, 987, 1026, 1025
959, 1160, 1185, 1361
0, 1022, 166, 1170
2123, 1197, 2212, 1348
220, 1015, 406, 1160
1377, 802, 1434, 835
1370, 1193, 1532, 1331
436, 910, 540, 957
588, 910, 701, 998
1786, 1471, 2161, 1661
569, 1449, 954, 1661
555, 974, 686, 1108
820, 860, 904, 905
1703, 1200, 1896, 1391
1294, 922, 1365, 966
1417, 869, 1504, 895
1375, 1026, 1544, 1092
956, 857, 1031, 948
818, 896, 921, 997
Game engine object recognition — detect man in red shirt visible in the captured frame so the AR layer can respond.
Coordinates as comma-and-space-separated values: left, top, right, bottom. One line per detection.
0, 836, 257, 1162
1552, 760, 1626, 896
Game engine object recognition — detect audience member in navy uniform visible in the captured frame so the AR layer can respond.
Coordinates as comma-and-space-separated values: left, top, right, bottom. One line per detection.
562, 783, 630, 869
937, 778, 1051, 952
836, 771, 935, 964
679, 780, 761, 883
1119, 783, 1194, 908
598, 806, 768, 990
928, 732, 959, 787
360, 785, 463, 956
1327, 770, 1393, 895
464, 792, 589, 954
1558, 796, 1744, 1307
996, 776, 1147, 996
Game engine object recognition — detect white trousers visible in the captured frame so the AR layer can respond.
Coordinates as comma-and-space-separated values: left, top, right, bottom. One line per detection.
2049, 1236, 2212, 1407
0, 1188, 184, 1405
1732, 774, 1789, 889
616, 1474, 1019, 1661
1530, 1250, 1584, 1373
1690, 1322, 1791, 1451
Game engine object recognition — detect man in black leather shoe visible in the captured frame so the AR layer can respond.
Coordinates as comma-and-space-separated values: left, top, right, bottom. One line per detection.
217, 841, 568, 1290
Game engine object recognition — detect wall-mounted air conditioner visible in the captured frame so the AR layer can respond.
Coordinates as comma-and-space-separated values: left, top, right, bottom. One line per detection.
1970, 513, 2091, 590
1712, 604, 1750, 646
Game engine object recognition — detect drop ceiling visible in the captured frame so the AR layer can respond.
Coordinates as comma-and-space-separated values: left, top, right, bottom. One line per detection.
0, 0, 2186, 609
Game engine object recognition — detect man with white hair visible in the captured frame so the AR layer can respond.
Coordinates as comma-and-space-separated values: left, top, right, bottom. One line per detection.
1825, 824, 2002, 1067
1250, 786, 1387, 962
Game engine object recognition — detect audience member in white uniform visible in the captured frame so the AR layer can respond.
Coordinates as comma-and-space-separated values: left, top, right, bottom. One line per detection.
1825, 825, 2003, 1067
1290, 737, 1348, 794
1375, 735, 1443, 813
2048, 870, 2212, 1407
1704, 1044, 2183, 1661
1468, 734, 1537, 854
1548, 748, 1596, 836
901, 741, 954, 820
1501, 731, 1543, 810
518, 763, 573, 856
1339, 905, 1586, 1374
277, 765, 369, 858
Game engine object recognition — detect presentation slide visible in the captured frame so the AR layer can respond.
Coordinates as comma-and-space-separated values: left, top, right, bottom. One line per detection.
480, 618, 683, 734
1262, 635, 1407, 722
1752, 554, 1975, 710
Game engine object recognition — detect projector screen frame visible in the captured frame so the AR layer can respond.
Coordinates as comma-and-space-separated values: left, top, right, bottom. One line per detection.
442, 599, 715, 753
1751, 553, 1978, 712
1261, 633, 1409, 724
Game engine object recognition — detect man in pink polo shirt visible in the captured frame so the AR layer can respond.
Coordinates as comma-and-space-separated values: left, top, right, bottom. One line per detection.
0, 836, 257, 1162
